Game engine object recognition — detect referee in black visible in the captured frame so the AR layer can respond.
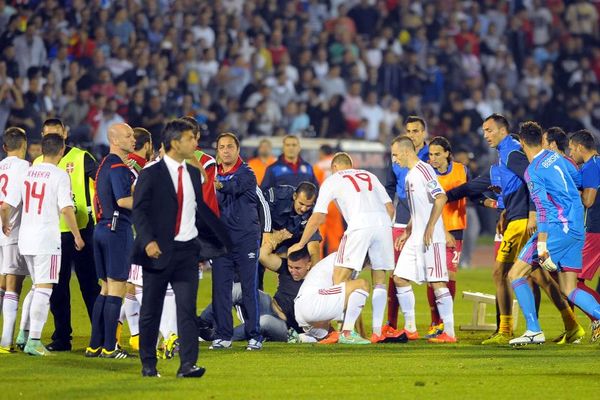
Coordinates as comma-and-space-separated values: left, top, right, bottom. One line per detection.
38, 119, 101, 351
86, 123, 136, 359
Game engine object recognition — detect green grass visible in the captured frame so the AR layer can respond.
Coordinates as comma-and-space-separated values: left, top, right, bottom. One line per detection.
1, 268, 599, 399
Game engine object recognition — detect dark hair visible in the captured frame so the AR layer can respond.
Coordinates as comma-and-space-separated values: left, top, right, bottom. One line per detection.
283, 134, 299, 143
216, 132, 240, 149
3, 127, 27, 151
405, 116, 426, 130
133, 127, 152, 151
545, 127, 568, 153
288, 246, 310, 262
162, 119, 195, 151
180, 116, 200, 136
391, 135, 415, 151
519, 121, 543, 146
320, 144, 334, 155
429, 136, 452, 164
41, 134, 65, 157
42, 118, 65, 132
484, 113, 510, 132
295, 181, 317, 199
569, 129, 596, 150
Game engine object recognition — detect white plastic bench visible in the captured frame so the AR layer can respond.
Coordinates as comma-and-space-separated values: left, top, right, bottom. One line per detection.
460, 291, 519, 331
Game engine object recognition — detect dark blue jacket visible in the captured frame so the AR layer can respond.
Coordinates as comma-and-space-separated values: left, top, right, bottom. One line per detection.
260, 155, 318, 190
263, 185, 321, 252
216, 158, 261, 244
448, 135, 532, 223
385, 144, 429, 224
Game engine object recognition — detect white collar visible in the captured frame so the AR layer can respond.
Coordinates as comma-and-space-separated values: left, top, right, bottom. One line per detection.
163, 154, 186, 171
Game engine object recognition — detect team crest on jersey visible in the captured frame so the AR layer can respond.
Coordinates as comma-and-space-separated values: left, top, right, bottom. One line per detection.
426, 181, 438, 190
248, 252, 256, 259
66, 162, 74, 174
300, 165, 307, 173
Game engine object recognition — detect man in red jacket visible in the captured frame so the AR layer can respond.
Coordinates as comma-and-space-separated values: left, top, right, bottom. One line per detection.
181, 117, 219, 216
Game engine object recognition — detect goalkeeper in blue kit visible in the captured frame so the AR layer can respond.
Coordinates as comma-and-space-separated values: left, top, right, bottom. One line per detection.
507, 121, 600, 346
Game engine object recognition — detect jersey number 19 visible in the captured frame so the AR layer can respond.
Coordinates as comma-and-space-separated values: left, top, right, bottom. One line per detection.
343, 173, 372, 192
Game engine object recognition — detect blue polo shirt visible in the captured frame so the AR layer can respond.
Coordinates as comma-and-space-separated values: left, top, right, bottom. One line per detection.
260, 155, 318, 190
94, 153, 134, 225
385, 144, 429, 225
581, 154, 600, 233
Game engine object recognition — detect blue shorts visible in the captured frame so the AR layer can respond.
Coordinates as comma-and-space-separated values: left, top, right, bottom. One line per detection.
93, 222, 133, 281
518, 226, 584, 272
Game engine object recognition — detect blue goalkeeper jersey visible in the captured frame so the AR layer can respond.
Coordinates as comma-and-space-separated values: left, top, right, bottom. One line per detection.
525, 150, 585, 238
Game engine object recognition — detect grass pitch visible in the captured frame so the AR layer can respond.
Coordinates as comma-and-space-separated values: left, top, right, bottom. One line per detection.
1, 267, 599, 399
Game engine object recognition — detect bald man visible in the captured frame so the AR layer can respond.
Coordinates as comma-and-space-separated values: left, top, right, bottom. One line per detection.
86, 123, 136, 359
35, 118, 100, 352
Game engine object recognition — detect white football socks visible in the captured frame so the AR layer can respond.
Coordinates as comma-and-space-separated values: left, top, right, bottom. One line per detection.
1, 291, 19, 347
371, 285, 387, 336
435, 287, 455, 337
396, 285, 416, 332
29, 288, 52, 340
342, 289, 369, 332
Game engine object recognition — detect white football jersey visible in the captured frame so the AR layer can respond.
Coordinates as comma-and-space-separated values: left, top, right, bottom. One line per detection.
405, 161, 446, 244
9, 163, 74, 255
0, 156, 30, 245
297, 253, 336, 296
313, 169, 392, 231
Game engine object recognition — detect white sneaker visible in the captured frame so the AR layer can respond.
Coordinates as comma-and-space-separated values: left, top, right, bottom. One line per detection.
246, 337, 264, 351
509, 330, 545, 347
209, 339, 232, 350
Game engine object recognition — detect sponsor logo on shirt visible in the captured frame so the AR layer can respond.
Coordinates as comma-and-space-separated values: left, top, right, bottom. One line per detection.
248, 252, 256, 259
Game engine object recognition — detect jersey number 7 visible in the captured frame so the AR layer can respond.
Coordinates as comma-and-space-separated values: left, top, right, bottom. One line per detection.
24, 181, 46, 215
343, 173, 373, 192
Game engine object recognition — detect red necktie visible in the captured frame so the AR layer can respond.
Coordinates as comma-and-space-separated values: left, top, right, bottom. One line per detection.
174, 165, 184, 236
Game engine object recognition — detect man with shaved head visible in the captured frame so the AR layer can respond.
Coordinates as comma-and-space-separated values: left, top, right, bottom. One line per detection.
32, 119, 101, 352
87, 122, 136, 359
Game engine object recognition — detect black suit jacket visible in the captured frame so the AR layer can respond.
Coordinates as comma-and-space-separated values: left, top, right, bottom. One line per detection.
132, 159, 231, 271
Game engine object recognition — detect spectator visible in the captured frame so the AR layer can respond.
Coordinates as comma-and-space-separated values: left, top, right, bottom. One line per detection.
247, 138, 276, 186
13, 24, 47, 78
361, 91, 384, 141
95, 98, 124, 150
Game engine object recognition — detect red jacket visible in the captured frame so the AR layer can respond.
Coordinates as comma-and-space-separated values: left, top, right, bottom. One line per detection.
195, 149, 220, 216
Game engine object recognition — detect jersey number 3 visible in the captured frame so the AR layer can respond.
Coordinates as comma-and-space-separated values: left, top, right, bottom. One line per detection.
24, 181, 46, 215
0, 174, 8, 198
343, 173, 372, 192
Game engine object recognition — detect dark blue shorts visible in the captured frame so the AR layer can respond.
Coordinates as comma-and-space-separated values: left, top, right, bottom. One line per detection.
93, 222, 133, 281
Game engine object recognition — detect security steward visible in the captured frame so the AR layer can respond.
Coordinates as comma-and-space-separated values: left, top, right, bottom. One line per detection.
260, 182, 321, 267
36, 118, 100, 351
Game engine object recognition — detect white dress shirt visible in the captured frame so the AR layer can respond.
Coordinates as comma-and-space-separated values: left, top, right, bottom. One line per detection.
163, 154, 198, 242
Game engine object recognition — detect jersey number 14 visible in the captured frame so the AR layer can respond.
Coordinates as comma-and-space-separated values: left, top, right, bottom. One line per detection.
24, 181, 46, 215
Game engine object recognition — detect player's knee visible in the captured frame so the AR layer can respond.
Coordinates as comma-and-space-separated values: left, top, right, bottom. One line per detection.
492, 263, 508, 282
392, 275, 408, 287
355, 278, 370, 292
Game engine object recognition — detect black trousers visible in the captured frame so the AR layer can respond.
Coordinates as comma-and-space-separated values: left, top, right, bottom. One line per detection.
50, 222, 100, 342
139, 241, 199, 370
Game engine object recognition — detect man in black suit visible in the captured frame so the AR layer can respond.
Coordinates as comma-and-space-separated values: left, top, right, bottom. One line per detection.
133, 119, 230, 378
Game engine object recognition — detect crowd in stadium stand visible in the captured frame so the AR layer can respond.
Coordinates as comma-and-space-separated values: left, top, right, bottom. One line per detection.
1, 0, 600, 161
